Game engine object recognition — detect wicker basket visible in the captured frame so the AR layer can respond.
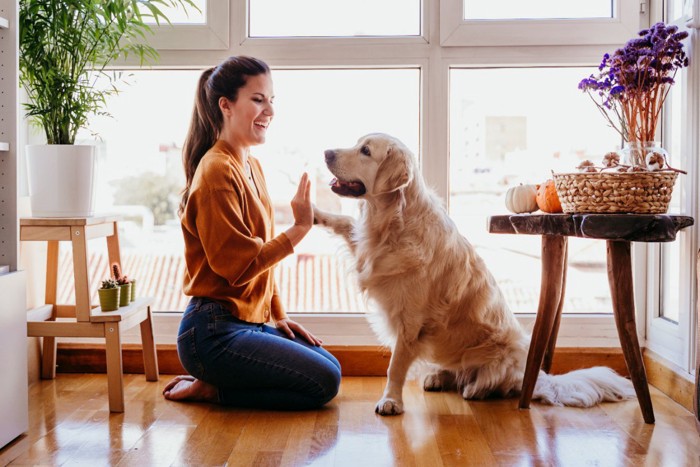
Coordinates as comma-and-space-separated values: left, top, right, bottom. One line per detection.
552, 171, 678, 214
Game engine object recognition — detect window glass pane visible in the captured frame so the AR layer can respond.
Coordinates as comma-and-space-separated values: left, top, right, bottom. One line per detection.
450, 67, 620, 314
249, 0, 420, 37
256, 69, 420, 313
463, 0, 613, 20
660, 71, 686, 323
73, 68, 419, 313
660, 241, 681, 323
670, 0, 693, 21
75, 71, 198, 312
141, 0, 206, 24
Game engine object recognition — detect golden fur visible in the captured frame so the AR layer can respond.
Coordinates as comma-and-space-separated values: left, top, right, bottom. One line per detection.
314, 133, 635, 415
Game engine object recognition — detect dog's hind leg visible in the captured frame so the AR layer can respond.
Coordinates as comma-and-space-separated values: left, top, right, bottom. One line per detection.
313, 206, 357, 253
376, 336, 417, 416
459, 362, 522, 400
423, 369, 457, 392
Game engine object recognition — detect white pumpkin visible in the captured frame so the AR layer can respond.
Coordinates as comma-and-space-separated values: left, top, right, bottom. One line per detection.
505, 184, 538, 213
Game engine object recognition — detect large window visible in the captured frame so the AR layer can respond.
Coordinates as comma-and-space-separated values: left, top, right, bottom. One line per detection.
31, 0, 700, 361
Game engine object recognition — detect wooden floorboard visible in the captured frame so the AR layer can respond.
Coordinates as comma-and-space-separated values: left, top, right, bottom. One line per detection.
2, 374, 699, 466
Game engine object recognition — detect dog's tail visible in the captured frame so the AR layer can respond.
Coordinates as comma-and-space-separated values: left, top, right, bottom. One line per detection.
532, 367, 636, 407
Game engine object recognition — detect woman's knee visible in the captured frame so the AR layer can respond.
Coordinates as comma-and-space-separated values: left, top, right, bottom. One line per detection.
315, 361, 342, 406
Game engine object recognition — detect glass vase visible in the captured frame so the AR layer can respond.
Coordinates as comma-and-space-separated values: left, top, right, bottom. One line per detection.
621, 141, 670, 171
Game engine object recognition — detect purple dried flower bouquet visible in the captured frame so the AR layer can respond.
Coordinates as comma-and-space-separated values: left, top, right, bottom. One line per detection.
579, 22, 689, 153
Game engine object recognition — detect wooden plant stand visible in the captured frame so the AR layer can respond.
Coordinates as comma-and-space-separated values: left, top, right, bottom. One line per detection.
21, 216, 159, 413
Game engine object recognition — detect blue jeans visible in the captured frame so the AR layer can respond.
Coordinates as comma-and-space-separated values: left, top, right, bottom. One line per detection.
176, 297, 341, 410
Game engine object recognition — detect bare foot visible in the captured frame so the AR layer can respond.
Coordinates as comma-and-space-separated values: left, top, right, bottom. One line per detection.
162, 375, 219, 403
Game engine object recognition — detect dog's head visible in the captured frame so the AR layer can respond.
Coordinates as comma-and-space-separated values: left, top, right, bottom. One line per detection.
325, 133, 415, 199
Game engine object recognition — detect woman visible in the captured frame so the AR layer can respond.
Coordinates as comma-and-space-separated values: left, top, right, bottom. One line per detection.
162, 56, 341, 409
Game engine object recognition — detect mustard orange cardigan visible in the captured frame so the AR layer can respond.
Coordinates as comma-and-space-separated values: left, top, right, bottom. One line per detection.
180, 140, 294, 323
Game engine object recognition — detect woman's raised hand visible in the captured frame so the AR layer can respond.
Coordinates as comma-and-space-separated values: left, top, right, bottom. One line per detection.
285, 173, 313, 246
291, 172, 313, 228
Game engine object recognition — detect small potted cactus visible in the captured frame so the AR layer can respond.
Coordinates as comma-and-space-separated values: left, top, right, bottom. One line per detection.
112, 263, 132, 307
98, 279, 120, 312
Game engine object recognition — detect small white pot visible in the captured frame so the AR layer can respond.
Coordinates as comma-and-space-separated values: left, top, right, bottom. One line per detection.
26, 144, 96, 217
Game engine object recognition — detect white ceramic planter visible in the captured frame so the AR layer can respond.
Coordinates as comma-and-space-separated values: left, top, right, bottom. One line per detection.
26, 144, 96, 217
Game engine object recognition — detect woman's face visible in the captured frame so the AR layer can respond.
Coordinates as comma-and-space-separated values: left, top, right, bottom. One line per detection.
221, 72, 275, 149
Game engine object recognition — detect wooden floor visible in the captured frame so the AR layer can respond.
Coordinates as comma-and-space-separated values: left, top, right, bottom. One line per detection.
2, 374, 699, 466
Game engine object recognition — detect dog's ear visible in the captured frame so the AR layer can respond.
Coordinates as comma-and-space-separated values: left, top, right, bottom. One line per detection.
373, 144, 412, 195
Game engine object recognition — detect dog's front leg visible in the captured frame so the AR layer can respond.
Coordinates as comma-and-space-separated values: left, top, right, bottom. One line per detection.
313, 206, 357, 254
376, 336, 416, 416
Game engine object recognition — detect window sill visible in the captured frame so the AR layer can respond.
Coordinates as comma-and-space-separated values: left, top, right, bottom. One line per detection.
49, 312, 625, 347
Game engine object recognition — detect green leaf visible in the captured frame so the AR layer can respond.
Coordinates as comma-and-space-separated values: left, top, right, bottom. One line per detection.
19, 0, 197, 144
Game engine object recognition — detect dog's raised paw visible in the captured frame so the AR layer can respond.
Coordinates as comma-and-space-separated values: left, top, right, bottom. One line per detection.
312, 207, 327, 226
375, 397, 404, 416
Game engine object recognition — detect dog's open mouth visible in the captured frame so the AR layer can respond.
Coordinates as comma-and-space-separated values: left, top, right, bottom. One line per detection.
329, 178, 366, 197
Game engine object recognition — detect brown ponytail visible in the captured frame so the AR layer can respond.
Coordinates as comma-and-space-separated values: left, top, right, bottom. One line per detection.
179, 56, 271, 215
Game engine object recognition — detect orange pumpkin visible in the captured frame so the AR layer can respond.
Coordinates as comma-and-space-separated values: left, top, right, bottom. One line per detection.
536, 179, 563, 213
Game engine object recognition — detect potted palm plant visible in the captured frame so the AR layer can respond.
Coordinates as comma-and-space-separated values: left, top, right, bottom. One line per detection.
19, 0, 196, 217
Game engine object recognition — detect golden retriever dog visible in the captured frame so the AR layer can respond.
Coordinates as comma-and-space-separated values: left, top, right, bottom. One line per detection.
313, 133, 635, 416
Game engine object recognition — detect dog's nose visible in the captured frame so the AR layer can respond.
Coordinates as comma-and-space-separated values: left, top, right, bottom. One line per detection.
324, 150, 336, 163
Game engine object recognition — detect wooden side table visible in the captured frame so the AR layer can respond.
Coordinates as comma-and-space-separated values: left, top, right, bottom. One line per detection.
489, 213, 694, 424
21, 216, 159, 413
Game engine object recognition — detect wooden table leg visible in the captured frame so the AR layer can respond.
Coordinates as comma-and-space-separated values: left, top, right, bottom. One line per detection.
105, 322, 125, 413
71, 226, 91, 322
41, 240, 60, 379
543, 240, 568, 373
519, 234, 568, 409
607, 240, 655, 424
140, 305, 159, 382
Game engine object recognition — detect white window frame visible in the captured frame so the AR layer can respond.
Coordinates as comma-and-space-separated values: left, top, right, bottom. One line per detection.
122, 0, 649, 347
145, 0, 229, 50
644, 0, 700, 375
440, 0, 642, 46
57, 0, 698, 351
